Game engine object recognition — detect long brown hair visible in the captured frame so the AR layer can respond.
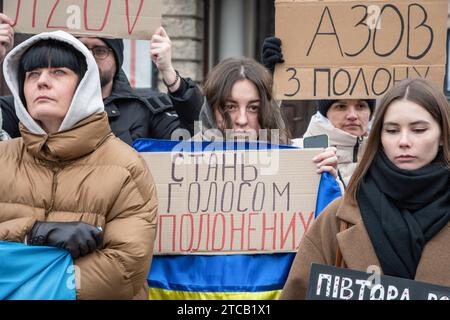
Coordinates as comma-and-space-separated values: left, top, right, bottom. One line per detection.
203, 57, 290, 144
346, 78, 450, 203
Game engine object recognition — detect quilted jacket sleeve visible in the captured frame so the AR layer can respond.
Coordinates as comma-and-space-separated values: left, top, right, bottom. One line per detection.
0, 217, 37, 243
74, 157, 158, 300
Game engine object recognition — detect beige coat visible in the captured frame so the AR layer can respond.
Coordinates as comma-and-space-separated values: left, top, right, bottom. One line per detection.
280, 197, 450, 299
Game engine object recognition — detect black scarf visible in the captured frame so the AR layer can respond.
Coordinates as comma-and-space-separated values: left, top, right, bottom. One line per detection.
357, 152, 450, 279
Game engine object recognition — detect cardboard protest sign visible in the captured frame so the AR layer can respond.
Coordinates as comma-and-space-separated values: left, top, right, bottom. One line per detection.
123, 40, 152, 88
274, 0, 448, 100
141, 148, 321, 255
3, 0, 162, 40
307, 263, 450, 300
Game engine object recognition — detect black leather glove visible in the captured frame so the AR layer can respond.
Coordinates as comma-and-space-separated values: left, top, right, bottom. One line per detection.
27, 221, 103, 259
261, 36, 284, 73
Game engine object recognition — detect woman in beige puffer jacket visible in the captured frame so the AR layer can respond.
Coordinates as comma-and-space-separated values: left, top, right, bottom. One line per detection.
0, 31, 158, 300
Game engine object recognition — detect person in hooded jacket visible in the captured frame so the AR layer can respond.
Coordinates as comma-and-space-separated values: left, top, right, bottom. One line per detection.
262, 37, 376, 189
0, 15, 203, 145
294, 99, 376, 188
281, 78, 450, 299
0, 30, 158, 300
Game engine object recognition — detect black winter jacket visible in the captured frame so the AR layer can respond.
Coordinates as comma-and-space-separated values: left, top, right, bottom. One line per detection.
0, 69, 203, 145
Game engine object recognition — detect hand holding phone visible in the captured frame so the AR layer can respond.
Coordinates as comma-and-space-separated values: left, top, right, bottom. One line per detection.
303, 134, 329, 148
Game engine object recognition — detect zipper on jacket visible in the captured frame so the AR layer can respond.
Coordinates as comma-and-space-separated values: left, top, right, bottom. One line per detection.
45, 166, 60, 218
353, 137, 363, 163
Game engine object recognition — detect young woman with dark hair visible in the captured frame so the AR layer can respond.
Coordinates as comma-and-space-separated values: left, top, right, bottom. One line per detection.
199, 57, 338, 176
200, 57, 290, 145
281, 78, 450, 299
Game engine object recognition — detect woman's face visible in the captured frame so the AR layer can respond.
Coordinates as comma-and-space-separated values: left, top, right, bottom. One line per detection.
381, 99, 442, 170
215, 79, 261, 140
25, 67, 79, 133
327, 99, 371, 137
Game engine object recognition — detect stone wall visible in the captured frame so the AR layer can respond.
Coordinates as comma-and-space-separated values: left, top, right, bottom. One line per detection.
160, 0, 205, 91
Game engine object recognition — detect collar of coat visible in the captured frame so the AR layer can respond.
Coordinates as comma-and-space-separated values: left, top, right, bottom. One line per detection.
334, 198, 450, 284
106, 69, 137, 101
304, 111, 367, 147
106, 69, 150, 104
19, 112, 112, 163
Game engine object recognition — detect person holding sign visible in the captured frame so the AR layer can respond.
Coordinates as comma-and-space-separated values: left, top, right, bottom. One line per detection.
263, 37, 376, 188
0, 15, 203, 146
77, 26, 203, 143
0, 30, 158, 299
281, 78, 450, 299
199, 57, 290, 145
198, 57, 339, 177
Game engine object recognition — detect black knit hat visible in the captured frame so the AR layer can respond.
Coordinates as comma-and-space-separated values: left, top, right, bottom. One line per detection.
318, 99, 376, 118
100, 38, 124, 75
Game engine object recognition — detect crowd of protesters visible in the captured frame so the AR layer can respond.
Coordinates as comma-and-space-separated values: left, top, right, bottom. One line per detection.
0, 10, 449, 300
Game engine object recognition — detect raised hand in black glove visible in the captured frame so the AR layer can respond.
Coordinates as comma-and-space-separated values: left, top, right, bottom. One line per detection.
261, 36, 284, 73
27, 221, 103, 259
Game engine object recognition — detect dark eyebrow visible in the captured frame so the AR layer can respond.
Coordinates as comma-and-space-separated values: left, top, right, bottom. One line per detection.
383, 122, 399, 126
410, 121, 431, 126
383, 120, 430, 126
225, 99, 261, 104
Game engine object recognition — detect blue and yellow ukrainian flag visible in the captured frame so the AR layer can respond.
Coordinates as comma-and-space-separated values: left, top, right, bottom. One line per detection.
0, 241, 75, 300
134, 139, 341, 300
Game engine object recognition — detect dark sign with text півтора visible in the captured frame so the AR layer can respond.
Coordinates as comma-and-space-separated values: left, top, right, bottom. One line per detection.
3, 0, 162, 40
274, 0, 448, 100
307, 263, 450, 300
